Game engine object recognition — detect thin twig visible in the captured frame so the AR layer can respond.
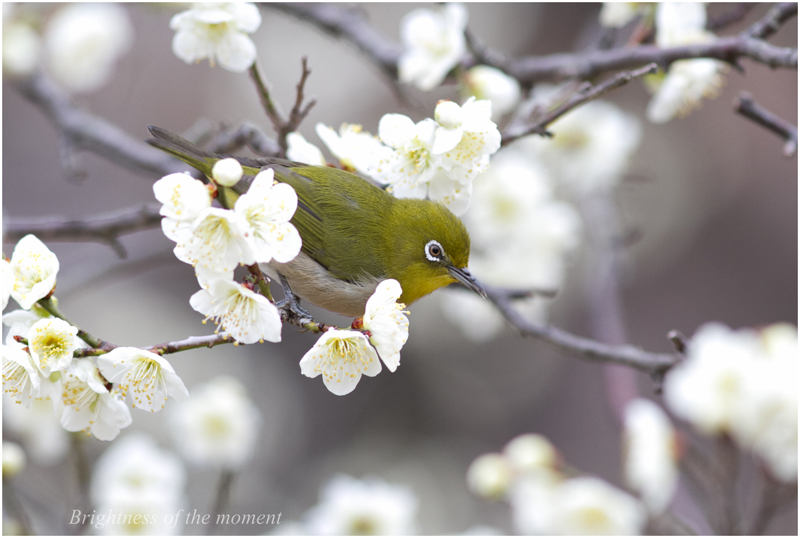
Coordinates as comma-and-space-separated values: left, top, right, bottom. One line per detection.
70, 433, 92, 536
748, 465, 799, 534
206, 470, 236, 535
4, 204, 163, 259
14, 74, 184, 178
744, 2, 797, 39
734, 92, 798, 157
283, 57, 318, 140
207, 122, 281, 157
502, 63, 659, 145
38, 297, 117, 352
715, 436, 742, 535
486, 287, 680, 377
248, 63, 287, 150
144, 333, 235, 355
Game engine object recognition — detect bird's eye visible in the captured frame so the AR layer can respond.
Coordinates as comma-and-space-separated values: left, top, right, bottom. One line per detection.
425, 240, 444, 261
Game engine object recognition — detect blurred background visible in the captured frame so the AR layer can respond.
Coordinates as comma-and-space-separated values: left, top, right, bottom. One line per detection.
2, 3, 797, 535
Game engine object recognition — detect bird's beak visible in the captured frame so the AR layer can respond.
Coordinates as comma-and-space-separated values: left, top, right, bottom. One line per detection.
448, 266, 487, 298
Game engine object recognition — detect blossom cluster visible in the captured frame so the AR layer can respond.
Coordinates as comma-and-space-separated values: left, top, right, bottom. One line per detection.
154, 166, 301, 344
3, 3, 132, 93
2, 235, 188, 442
289, 98, 501, 216
664, 322, 798, 482
467, 432, 648, 535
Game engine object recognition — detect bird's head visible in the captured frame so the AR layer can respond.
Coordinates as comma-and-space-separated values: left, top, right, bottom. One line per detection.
387, 199, 486, 306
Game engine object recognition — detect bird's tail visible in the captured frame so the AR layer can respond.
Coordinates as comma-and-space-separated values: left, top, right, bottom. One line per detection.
145, 126, 217, 177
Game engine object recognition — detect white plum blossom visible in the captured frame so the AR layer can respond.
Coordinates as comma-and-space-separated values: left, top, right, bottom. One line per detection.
3, 309, 48, 348
9, 234, 59, 310
599, 3, 654, 28
521, 90, 641, 192
398, 3, 468, 91
433, 98, 501, 181
172, 207, 254, 272
96, 348, 189, 413
91, 433, 186, 504
44, 3, 132, 93
3, 396, 69, 465
2, 259, 12, 311
2, 345, 42, 406
170, 2, 261, 72
91, 433, 187, 536
371, 114, 439, 199
2, 17, 40, 77
2, 441, 26, 477
153, 172, 213, 242
169, 376, 262, 469
362, 279, 409, 373
663, 322, 762, 436
304, 475, 419, 535
460, 65, 522, 118
623, 398, 679, 514
287, 132, 327, 166
300, 329, 382, 396
315, 123, 385, 174
190, 277, 282, 344
504, 433, 559, 475
535, 476, 647, 535
234, 168, 302, 264
646, 2, 728, 123
27, 317, 78, 376
212, 157, 244, 187
60, 359, 132, 441
466, 453, 513, 500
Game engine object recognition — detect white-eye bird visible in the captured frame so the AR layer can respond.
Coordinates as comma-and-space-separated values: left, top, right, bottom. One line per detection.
146, 126, 486, 317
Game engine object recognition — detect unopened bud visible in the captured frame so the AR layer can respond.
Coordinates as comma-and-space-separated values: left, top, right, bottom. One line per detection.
212, 158, 243, 187
2, 442, 26, 477
435, 100, 463, 129
467, 452, 512, 499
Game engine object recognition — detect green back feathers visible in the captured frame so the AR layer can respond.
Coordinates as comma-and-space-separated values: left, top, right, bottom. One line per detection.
145, 126, 472, 306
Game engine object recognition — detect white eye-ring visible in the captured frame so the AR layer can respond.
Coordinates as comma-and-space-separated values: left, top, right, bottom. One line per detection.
425, 240, 444, 262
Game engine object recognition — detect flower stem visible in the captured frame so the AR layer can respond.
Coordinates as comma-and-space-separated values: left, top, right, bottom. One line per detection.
37, 296, 116, 351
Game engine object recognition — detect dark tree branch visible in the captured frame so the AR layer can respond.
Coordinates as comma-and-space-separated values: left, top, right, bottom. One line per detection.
502, 63, 658, 145
744, 2, 798, 39
14, 74, 184, 178
248, 59, 316, 156
207, 122, 281, 157
734, 92, 798, 157
485, 286, 680, 377
3, 204, 163, 259
507, 36, 796, 84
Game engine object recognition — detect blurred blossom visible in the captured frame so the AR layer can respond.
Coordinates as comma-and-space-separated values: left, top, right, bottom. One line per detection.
513, 476, 647, 535
315, 123, 384, 174
2, 17, 40, 77
3, 396, 69, 465
467, 453, 513, 500
622, 398, 679, 514
2, 259, 12, 311
27, 317, 78, 376
521, 90, 642, 193
169, 376, 262, 469
398, 3, 468, 91
96, 348, 189, 413
303, 475, 419, 535
287, 132, 327, 166
9, 234, 59, 311
190, 276, 282, 344
2, 441, 26, 477
300, 329, 382, 396
503, 433, 559, 475
2, 345, 42, 406
362, 279, 410, 373
234, 169, 302, 264
459, 65, 521, 119
170, 2, 261, 72
598, 2, 654, 28
444, 147, 581, 340
91, 433, 186, 536
646, 2, 728, 123
60, 359, 133, 441
211, 157, 244, 187
664, 322, 798, 482
44, 3, 133, 93
91, 433, 186, 503
461, 524, 505, 535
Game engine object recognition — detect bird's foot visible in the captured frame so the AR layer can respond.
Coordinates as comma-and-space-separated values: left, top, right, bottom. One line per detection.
275, 274, 316, 328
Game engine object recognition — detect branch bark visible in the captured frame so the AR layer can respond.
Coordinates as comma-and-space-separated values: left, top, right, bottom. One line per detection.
734, 92, 798, 157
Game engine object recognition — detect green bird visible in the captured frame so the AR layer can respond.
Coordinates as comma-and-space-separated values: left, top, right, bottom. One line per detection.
146, 126, 486, 317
